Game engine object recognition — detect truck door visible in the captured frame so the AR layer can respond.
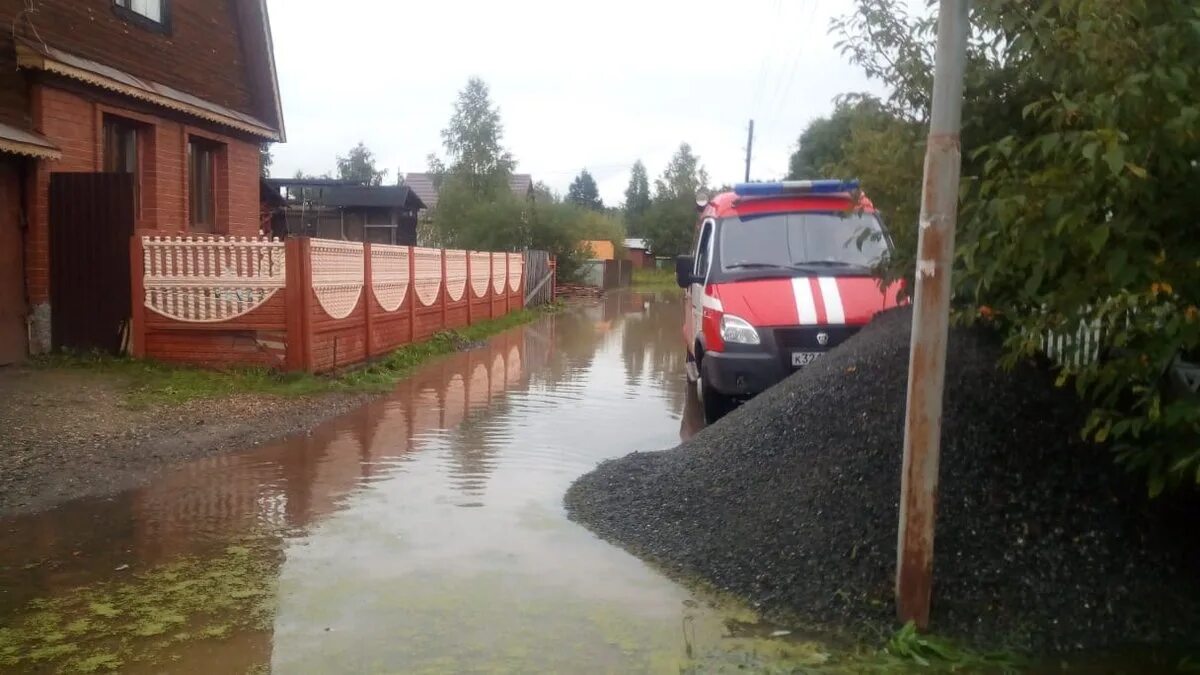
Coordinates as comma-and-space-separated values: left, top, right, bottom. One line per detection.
689, 218, 715, 351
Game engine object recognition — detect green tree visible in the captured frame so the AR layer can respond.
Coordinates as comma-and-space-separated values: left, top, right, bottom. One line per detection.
623, 160, 652, 236
567, 169, 604, 210
440, 77, 514, 197
788, 97, 888, 179
641, 144, 708, 258
642, 198, 698, 259
431, 78, 521, 247
533, 180, 559, 203
336, 142, 388, 186
654, 142, 709, 202
835, 0, 1200, 492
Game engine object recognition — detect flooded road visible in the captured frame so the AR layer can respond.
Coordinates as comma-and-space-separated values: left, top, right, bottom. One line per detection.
0, 292, 821, 673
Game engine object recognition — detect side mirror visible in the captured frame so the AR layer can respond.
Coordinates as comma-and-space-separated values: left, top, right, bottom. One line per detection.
675, 255, 697, 288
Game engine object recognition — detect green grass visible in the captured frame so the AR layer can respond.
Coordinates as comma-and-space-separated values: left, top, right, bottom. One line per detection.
35, 304, 561, 408
631, 267, 680, 291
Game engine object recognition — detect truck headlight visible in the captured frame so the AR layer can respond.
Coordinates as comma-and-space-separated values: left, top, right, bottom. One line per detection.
720, 314, 760, 345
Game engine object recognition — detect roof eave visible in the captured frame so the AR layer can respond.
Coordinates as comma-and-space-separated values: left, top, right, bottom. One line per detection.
253, 0, 286, 142
16, 42, 281, 142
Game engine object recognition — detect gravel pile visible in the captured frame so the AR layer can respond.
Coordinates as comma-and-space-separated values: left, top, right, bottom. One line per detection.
566, 308, 1200, 653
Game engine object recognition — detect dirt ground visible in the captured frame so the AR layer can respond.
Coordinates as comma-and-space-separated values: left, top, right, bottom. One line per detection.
0, 365, 372, 517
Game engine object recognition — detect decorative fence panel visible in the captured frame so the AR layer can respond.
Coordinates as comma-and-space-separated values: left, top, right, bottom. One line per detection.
134, 236, 289, 368
132, 236, 533, 374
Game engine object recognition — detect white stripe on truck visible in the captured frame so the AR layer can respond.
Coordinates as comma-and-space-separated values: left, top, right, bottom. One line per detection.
791, 277, 817, 325
818, 277, 845, 324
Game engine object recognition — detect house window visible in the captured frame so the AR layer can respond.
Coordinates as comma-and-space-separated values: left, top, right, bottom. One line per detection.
113, 0, 169, 29
103, 116, 140, 214
188, 138, 218, 233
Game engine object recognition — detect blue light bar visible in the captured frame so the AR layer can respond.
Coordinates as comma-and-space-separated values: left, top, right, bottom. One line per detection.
733, 179, 860, 197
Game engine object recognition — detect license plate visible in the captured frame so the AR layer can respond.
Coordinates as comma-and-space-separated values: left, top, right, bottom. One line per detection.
792, 352, 820, 367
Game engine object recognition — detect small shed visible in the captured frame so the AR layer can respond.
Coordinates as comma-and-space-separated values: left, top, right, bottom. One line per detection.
263, 178, 426, 245
624, 238, 654, 269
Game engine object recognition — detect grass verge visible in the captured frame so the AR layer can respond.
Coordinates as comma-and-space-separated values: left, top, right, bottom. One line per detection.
34, 303, 562, 408
631, 267, 680, 291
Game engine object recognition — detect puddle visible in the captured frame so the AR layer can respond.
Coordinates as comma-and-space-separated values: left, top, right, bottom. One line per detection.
2, 291, 816, 673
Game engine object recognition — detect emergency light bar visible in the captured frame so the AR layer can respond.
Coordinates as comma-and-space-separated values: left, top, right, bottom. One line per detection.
733, 180, 860, 197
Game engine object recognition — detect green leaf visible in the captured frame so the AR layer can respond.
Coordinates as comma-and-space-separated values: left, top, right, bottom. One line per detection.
1149, 472, 1166, 498
1103, 145, 1126, 176
1088, 225, 1110, 255
1125, 163, 1148, 179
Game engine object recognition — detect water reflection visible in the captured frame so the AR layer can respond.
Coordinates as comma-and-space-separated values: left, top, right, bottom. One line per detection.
0, 291, 759, 672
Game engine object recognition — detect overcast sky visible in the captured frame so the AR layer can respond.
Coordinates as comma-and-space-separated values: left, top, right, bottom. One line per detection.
266, 0, 903, 205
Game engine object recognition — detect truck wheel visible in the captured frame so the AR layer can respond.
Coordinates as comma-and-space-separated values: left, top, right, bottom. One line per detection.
697, 368, 734, 423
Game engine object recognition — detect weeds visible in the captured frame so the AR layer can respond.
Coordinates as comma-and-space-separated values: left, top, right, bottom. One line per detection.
631, 267, 680, 291
826, 622, 1026, 673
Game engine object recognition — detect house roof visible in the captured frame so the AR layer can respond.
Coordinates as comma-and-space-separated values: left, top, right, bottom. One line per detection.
403, 173, 439, 210
320, 185, 426, 210
16, 40, 281, 141
262, 179, 426, 210
0, 121, 60, 160
402, 172, 534, 211
624, 238, 650, 251
264, 178, 359, 188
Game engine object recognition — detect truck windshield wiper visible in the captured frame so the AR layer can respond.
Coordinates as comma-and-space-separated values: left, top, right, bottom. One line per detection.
791, 260, 854, 267
726, 262, 787, 270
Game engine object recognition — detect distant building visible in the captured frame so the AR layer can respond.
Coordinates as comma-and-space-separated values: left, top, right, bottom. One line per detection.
402, 172, 535, 215
624, 238, 654, 269
263, 178, 426, 245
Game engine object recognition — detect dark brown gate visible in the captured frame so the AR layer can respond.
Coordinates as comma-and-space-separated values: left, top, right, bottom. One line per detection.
0, 158, 26, 365
49, 173, 134, 354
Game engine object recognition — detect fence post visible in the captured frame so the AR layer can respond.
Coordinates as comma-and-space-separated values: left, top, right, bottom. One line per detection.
363, 242, 374, 359
550, 256, 557, 302
440, 249, 448, 330
505, 252, 512, 314
299, 237, 316, 373
129, 235, 146, 358
407, 246, 416, 342
466, 251, 474, 326
284, 237, 305, 371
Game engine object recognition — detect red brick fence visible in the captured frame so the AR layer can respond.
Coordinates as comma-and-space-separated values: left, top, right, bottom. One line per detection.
130, 236, 525, 373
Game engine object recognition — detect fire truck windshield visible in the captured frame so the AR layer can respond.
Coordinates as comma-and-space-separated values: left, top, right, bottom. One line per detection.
718, 211, 887, 271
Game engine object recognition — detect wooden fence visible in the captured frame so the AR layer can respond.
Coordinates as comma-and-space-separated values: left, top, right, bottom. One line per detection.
523, 250, 555, 307
130, 236, 527, 373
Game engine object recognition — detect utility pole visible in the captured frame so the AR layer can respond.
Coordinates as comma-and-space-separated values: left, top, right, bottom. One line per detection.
744, 120, 755, 182
895, 0, 969, 631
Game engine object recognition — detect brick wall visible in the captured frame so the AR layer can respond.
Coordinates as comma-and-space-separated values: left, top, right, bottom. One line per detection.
25, 83, 262, 352
0, 0, 253, 117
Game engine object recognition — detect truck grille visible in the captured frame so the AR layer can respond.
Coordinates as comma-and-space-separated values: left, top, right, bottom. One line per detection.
772, 325, 861, 369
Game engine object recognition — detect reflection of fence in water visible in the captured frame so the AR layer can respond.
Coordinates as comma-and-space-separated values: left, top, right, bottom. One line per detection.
125, 329, 536, 554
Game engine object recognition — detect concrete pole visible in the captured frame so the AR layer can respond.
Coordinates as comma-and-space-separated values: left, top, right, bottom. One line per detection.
744, 120, 755, 183
895, 0, 969, 630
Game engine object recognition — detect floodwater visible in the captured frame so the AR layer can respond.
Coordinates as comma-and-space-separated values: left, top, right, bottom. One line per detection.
0, 292, 825, 674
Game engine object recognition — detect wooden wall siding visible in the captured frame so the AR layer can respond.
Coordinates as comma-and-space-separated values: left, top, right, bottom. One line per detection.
132, 235, 528, 373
